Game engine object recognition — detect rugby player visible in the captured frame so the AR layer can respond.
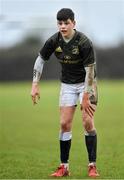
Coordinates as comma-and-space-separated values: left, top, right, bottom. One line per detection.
31, 8, 99, 178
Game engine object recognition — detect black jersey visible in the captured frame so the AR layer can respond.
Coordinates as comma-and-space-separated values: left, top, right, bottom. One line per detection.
39, 30, 96, 84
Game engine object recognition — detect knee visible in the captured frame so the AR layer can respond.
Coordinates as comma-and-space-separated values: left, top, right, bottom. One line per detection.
60, 119, 72, 132
83, 113, 94, 132
83, 121, 93, 132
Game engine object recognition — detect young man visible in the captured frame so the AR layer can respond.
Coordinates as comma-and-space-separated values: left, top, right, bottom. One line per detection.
31, 8, 99, 178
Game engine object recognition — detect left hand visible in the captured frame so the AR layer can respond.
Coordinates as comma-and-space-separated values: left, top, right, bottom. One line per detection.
81, 92, 95, 118
31, 82, 40, 105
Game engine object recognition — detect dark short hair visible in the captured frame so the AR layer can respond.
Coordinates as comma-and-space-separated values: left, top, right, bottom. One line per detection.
57, 8, 75, 21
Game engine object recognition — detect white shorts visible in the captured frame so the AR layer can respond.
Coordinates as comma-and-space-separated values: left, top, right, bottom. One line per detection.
59, 82, 85, 107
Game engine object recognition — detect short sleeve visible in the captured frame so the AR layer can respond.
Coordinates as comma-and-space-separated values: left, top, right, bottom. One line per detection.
79, 39, 96, 67
39, 38, 55, 61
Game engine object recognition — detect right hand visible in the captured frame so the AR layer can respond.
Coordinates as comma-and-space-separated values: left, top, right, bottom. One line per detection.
81, 92, 95, 118
31, 82, 40, 105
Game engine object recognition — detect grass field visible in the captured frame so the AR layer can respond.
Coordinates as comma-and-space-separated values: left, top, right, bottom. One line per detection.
0, 80, 124, 179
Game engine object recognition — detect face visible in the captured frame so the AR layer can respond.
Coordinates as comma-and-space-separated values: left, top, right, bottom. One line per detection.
57, 19, 75, 38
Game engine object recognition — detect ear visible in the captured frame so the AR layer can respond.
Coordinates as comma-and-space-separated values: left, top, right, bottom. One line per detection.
73, 20, 76, 27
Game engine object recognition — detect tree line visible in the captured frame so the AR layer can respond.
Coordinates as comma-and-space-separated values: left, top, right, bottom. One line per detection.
0, 36, 124, 81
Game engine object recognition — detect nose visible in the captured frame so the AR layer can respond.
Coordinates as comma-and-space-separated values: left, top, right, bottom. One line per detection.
61, 23, 66, 29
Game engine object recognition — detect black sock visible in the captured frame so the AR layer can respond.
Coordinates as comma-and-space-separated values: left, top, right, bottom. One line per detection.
60, 140, 71, 163
85, 134, 97, 162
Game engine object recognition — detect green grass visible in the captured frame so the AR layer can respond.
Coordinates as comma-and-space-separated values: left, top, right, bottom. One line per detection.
0, 80, 124, 179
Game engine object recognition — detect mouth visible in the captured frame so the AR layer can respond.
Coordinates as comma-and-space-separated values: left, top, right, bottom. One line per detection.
61, 30, 67, 34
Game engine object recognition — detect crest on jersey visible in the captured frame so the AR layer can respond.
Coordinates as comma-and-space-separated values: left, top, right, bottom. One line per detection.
72, 46, 79, 54
55, 46, 63, 52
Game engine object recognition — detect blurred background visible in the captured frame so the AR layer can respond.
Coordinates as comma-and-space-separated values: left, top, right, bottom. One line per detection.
0, 1, 124, 178
0, 0, 124, 81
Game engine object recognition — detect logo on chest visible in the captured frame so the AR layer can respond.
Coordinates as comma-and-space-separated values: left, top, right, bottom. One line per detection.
55, 46, 63, 52
72, 46, 79, 55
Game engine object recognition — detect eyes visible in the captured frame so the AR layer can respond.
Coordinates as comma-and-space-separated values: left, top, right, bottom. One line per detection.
58, 21, 70, 26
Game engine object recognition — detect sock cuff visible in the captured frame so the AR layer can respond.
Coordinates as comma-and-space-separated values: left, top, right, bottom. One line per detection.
88, 162, 96, 166
61, 163, 69, 169
59, 131, 72, 141
85, 129, 97, 136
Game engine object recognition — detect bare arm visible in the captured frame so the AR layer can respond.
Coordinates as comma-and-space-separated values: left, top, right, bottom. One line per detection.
81, 64, 95, 117
33, 55, 45, 83
84, 64, 94, 93
31, 55, 45, 105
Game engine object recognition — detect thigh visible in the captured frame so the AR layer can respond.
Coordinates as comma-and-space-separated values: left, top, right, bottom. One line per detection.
60, 106, 76, 121
60, 106, 76, 132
